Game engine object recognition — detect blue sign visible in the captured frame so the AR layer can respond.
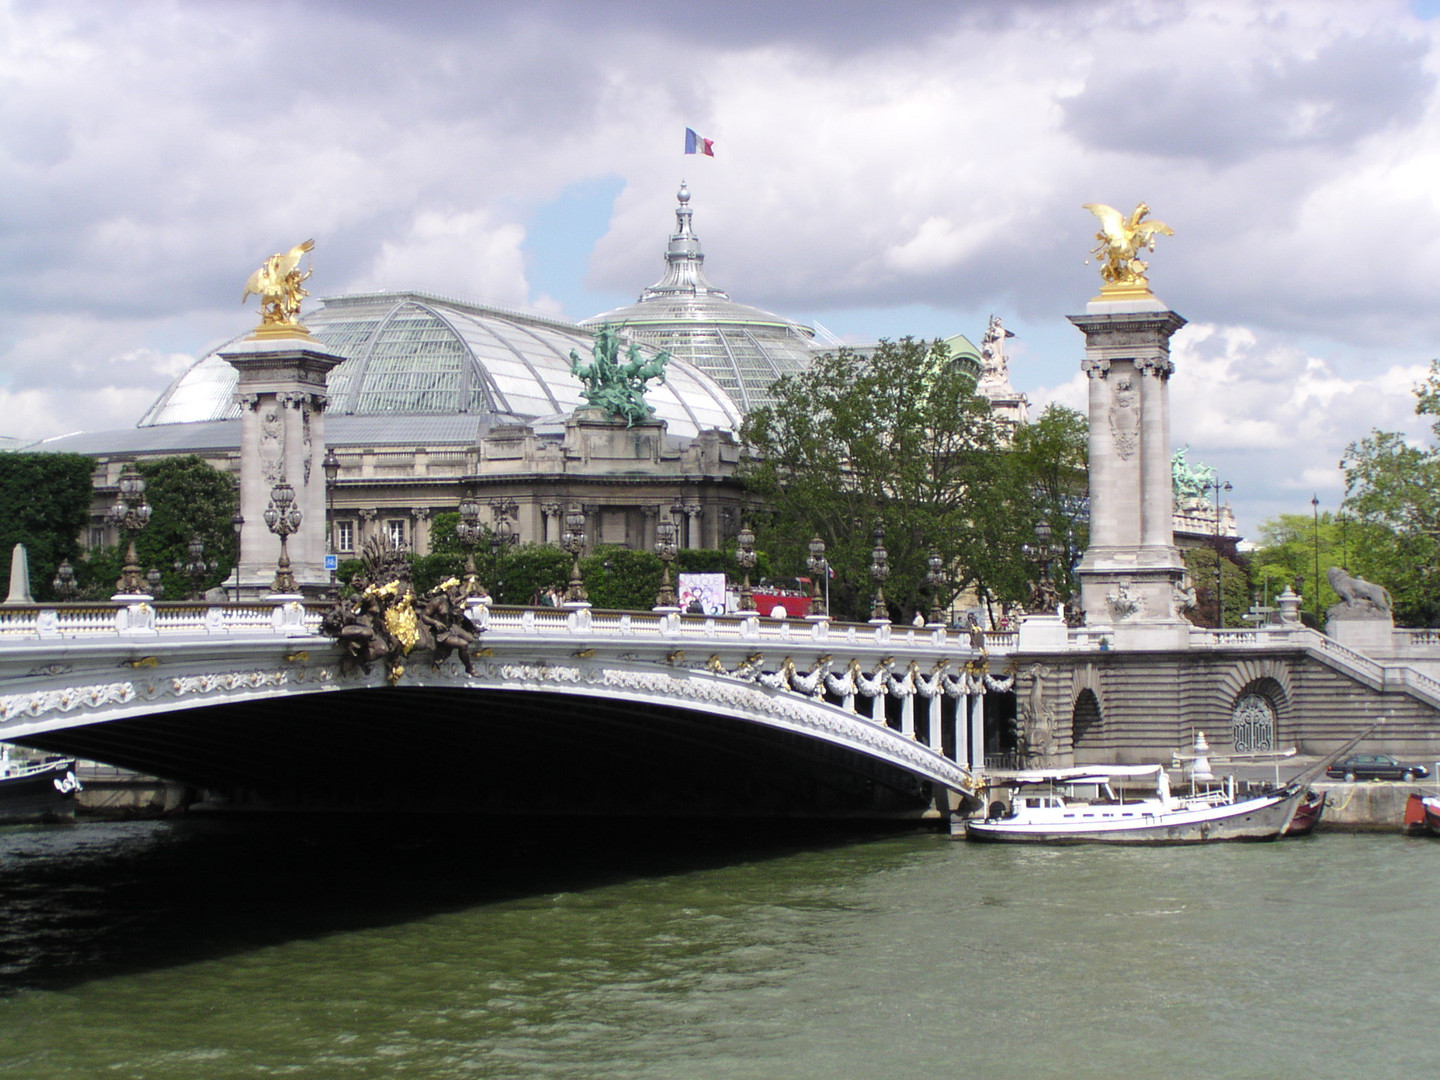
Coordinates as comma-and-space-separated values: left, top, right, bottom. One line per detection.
325, 555, 339, 571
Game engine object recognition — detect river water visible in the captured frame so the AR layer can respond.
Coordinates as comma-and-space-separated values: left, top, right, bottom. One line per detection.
0, 818, 1434, 1079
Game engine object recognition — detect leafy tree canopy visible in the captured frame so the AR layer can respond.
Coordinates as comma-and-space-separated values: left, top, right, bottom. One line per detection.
0, 452, 94, 602
739, 338, 1046, 622
1334, 359, 1440, 625
77, 455, 239, 601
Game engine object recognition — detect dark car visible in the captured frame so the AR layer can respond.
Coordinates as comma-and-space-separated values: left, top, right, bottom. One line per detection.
1325, 754, 1431, 783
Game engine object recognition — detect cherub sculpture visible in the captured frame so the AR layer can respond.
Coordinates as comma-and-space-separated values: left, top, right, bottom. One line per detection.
1083, 203, 1173, 291
569, 324, 670, 427
242, 239, 315, 328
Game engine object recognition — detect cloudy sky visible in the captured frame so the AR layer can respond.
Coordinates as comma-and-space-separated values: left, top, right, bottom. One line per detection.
4, 0, 1439, 533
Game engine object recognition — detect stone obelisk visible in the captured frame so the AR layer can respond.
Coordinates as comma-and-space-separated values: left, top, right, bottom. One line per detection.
220, 240, 343, 597
1071, 204, 1190, 646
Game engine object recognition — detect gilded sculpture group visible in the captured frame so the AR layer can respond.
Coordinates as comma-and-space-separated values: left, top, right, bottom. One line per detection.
320, 537, 484, 684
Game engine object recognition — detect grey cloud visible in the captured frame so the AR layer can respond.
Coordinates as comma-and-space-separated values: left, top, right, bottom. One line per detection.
1062, 30, 1433, 163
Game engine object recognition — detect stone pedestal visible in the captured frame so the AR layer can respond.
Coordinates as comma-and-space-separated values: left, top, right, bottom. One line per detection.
1017, 613, 1068, 652
1326, 609, 1395, 654
220, 332, 344, 596
1069, 298, 1189, 628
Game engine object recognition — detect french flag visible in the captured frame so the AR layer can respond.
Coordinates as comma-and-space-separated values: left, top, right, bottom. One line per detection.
684, 128, 715, 157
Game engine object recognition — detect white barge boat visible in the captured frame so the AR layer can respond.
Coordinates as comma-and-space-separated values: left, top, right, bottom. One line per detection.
964, 765, 1307, 844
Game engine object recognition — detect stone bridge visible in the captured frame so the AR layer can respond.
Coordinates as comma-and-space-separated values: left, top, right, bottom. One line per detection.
0, 600, 1018, 819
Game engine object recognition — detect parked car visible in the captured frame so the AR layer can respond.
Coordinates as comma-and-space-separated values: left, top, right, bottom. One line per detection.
1325, 754, 1431, 783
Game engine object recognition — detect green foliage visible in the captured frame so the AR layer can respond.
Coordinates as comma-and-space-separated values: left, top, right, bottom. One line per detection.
410, 552, 466, 596
493, 544, 570, 604
128, 456, 239, 601
0, 452, 95, 602
1182, 545, 1254, 628
1335, 359, 1440, 625
428, 512, 462, 554
580, 544, 663, 610
740, 338, 1049, 622
1009, 403, 1089, 600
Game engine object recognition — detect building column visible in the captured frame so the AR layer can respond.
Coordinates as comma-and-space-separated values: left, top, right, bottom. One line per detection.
220, 336, 343, 595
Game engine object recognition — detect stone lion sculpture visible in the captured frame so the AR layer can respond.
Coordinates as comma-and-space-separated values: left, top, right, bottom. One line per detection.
1327, 566, 1392, 614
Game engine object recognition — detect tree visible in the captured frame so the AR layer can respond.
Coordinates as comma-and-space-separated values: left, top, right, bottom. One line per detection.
740, 338, 1036, 622
1009, 403, 1089, 602
84, 456, 239, 601
0, 452, 95, 601
1338, 360, 1440, 625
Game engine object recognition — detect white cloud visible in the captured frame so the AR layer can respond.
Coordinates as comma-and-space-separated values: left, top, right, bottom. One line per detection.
0, 0, 1437, 535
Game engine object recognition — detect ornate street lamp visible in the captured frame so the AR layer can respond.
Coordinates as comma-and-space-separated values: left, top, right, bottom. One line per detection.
1209, 478, 1233, 627
562, 505, 588, 604
736, 524, 757, 613
323, 448, 340, 591
489, 498, 518, 603
1311, 492, 1321, 626
230, 511, 244, 601
175, 534, 217, 600
926, 549, 947, 626
869, 526, 890, 623
109, 465, 152, 595
1022, 521, 1064, 615
262, 480, 303, 594
456, 492, 485, 598
807, 536, 828, 619
655, 517, 678, 609
51, 559, 77, 601
146, 567, 164, 599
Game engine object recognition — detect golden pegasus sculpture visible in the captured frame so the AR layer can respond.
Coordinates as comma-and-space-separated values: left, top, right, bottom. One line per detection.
1083, 203, 1173, 294
242, 239, 315, 333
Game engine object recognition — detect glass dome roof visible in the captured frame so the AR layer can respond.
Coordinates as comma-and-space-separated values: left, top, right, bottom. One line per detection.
139, 292, 743, 439
582, 185, 820, 411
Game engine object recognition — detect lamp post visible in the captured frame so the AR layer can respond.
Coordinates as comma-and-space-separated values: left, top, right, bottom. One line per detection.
109, 465, 152, 596
1022, 521, 1063, 615
562, 505, 588, 605
230, 512, 244, 600
1210, 477, 1233, 628
262, 480, 303, 595
322, 448, 340, 593
736, 524, 757, 613
145, 567, 164, 599
175, 534, 217, 600
807, 536, 828, 619
51, 559, 77, 601
456, 493, 485, 598
654, 517, 678, 609
926, 550, 947, 626
489, 498, 518, 603
869, 526, 890, 624
1311, 493, 1321, 626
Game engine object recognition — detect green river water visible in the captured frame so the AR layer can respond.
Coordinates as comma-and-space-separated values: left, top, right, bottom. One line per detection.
0, 819, 1434, 1079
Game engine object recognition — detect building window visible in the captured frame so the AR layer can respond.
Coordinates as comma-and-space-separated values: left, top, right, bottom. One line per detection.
387, 518, 407, 549
88, 527, 107, 551
335, 520, 354, 553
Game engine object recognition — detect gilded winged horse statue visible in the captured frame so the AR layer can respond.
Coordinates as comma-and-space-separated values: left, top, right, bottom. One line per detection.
242, 239, 315, 329
1083, 203, 1172, 291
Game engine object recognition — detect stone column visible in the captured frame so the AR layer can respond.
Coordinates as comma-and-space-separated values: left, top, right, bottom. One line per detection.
967, 693, 985, 770
221, 335, 343, 595
1069, 301, 1188, 637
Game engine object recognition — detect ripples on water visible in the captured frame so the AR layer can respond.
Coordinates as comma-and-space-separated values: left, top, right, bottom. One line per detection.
0, 818, 1434, 1079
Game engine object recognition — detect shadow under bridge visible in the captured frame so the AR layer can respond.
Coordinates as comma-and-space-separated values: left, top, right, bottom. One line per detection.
18, 663, 975, 820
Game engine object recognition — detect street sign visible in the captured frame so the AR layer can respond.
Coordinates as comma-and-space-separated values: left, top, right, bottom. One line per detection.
325, 555, 338, 571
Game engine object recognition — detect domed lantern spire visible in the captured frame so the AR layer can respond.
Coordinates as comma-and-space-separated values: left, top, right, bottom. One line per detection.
642, 183, 729, 302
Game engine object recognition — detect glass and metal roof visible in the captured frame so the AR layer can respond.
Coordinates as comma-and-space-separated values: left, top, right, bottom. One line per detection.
582, 184, 821, 411
138, 292, 743, 439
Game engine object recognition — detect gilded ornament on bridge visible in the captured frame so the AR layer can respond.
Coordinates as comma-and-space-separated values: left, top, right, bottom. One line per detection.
242, 239, 316, 337
569, 324, 670, 427
1083, 203, 1173, 297
320, 537, 482, 683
